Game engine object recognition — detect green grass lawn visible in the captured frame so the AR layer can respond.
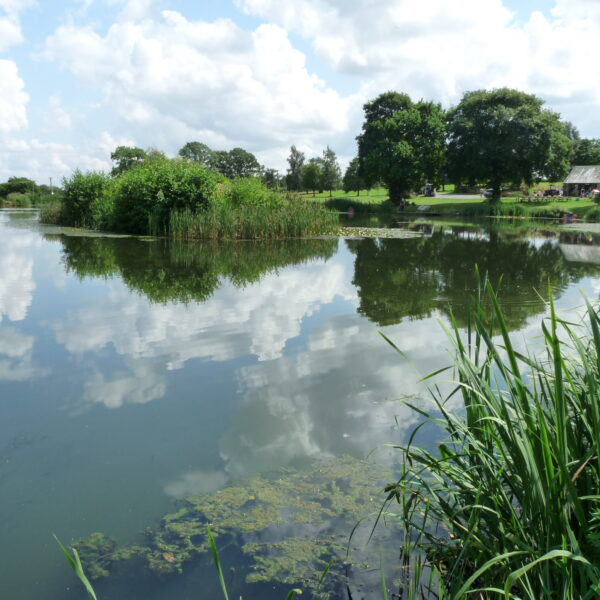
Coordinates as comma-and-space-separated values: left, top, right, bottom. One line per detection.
303, 185, 600, 220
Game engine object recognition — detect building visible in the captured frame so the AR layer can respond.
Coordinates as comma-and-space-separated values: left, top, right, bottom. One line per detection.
563, 165, 600, 196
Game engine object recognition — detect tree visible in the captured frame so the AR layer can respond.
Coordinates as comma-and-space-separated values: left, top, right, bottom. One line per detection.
178, 141, 215, 167
226, 148, 262, 178
357, 92, 446, 204
446, 88, 573, 200
572, 138, 600, 165
210, 148, 261, 179
320, 146, 341, 197
343, 157, 365, 196
286, 146, 305, 191
302, 161, 322, 196
0, 176, 37, 197
262, 168, 281, 189
110, 146, 147, 176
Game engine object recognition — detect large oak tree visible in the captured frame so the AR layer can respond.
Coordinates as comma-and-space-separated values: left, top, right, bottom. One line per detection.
357, 92, 445, 204
446, 88, 572, 200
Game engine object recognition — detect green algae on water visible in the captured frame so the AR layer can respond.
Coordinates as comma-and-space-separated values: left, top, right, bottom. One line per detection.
72, 456, 393, 597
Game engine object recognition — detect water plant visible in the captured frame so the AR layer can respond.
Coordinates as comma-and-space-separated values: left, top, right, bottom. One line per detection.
383, 278, 600, 598
68, 456, 392, 599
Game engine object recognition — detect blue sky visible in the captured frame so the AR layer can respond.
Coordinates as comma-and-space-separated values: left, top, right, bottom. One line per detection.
1, 0, 599, 182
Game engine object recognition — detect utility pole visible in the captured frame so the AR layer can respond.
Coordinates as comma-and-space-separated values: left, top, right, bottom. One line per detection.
49, 177, 53, 195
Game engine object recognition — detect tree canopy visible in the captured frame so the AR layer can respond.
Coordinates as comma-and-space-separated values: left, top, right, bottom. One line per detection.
178, 141, 215, 167
286, 146, 305, 191
343, 157, 365, 196
302, 160, 322, 195
357, 92, 446, 204
110, 146, 147, 176
320, 146, 341, 197
446, 88, 572, 199
572, 138, 600, 165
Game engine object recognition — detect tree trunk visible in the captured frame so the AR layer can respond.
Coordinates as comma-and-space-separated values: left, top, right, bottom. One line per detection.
388, 181, 405, 206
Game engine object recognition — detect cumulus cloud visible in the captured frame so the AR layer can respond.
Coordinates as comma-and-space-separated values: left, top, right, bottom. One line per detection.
0, 325, 48, 381
42, 6, 354, 160
50, 254, 355, 409
0, 0, 32, 52
238, 0, 600, 134
219, 312, 451, 481
0, 60, 28, 134
0, 243, 35, 323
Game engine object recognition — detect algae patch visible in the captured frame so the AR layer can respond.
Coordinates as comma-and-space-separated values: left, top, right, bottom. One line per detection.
73, 456, 393, 598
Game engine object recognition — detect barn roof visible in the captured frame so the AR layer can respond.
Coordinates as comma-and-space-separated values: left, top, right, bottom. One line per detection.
564, 165, 600, 184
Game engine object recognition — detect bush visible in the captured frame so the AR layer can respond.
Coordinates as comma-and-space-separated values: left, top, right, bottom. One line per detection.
62, 170, 112, 228
5, 192, 32, 207
112, 159, 219, 234
218, 177, 280, 208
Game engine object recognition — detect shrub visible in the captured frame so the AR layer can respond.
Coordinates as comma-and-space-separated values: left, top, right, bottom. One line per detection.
112, 158, 219, 234
219, 177, 280, 208
62, 171, 111, 228
6, 192, 32, 207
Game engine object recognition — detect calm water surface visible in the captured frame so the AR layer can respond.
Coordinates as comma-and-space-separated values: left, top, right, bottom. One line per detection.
1, 209, 599, 600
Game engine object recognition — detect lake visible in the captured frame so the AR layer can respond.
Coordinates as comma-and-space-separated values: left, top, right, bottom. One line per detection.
1, 209, 599, 600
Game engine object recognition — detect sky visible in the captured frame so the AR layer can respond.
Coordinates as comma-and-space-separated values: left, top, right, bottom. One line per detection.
1, 0, 600, 184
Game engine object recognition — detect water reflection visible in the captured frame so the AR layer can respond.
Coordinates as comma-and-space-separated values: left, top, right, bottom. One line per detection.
2, 216, 600, 600
349, 226, 600, 329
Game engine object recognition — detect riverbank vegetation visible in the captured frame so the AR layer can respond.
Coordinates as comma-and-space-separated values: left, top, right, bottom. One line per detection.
385, 280, 600, 598
0, 176, 61, 207
41, 158, 337, 239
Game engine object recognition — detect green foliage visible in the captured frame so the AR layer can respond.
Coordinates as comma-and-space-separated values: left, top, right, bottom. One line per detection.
0, 176, 37, 197
286, 145, 305, 191
54, 535, 98, 600
178, 141, 215, 167
55, 233, 338, 303
169, 199, 337, 241
110, 145, 147, 176
572, 138, 600, 166
446, 88, 573, 200
61, 170, 112, 228
5, 192, 32, 207
211, 147, 262, 178
385, 278, 600, 598
357, 91, 446, 204
320, 146, 341, 196
343, 157, 365, 196
111, 158, 219, 234
262, 168, 282, 189
302, 161, 322, 195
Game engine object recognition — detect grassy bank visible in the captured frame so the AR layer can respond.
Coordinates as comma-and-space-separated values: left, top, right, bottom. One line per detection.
42, 161, 338, 240
305, 185, 600, 222
386, 280, 600, 599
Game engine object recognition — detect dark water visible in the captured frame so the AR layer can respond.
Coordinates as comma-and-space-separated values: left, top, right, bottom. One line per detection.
1, 209, 599, 600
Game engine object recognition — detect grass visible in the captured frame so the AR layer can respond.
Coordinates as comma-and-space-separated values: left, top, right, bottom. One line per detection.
382, 276, 600, 599
168, 201, 338, 240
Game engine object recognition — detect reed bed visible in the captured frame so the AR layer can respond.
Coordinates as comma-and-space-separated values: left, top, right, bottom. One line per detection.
169, 201, 338, 240
384, 278, 600, 599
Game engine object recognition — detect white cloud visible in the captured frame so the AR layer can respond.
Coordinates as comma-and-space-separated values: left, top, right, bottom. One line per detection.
238, 0, 600, 135
42, 8, 353, 160
0, 0, 33, 52
0, 325, 48, 381
0, 245, 35, 323
0, 60, 28, 134
50, 252, 355, 409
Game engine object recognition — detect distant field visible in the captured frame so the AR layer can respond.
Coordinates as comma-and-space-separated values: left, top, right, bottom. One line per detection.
303, 185, 599, 219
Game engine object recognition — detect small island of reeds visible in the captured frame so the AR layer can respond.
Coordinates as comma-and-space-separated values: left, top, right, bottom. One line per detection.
41, 159, 338, 240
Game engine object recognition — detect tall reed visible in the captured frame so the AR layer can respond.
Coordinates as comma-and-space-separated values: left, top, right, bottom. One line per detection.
169, 201, 338, 240
384, 277, 600, 599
